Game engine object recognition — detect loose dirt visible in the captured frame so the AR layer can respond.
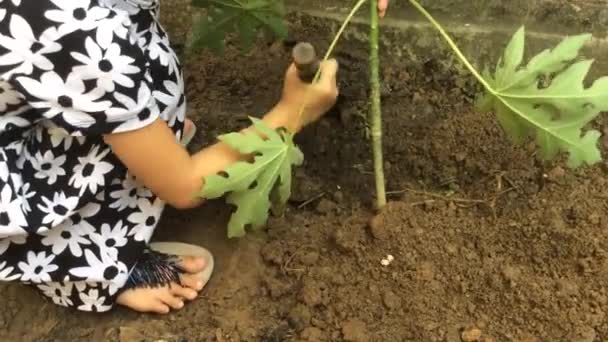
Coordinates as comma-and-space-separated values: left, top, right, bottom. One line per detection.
1, 3, 607, 342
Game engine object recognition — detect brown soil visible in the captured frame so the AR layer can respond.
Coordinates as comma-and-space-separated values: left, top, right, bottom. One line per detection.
2, 7, 608, 342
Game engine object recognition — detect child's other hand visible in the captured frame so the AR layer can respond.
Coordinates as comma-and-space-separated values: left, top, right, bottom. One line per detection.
378, 0, 389, 17
268, 59, 339, 133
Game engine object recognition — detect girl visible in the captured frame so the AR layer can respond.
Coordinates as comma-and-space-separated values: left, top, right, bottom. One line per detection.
0, 0, 386, 314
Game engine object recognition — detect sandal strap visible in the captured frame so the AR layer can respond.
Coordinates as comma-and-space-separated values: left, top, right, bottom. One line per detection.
121, 249, 183, 292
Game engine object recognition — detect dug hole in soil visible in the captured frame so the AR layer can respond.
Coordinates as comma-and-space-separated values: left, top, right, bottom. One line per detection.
3, 11, 608, 342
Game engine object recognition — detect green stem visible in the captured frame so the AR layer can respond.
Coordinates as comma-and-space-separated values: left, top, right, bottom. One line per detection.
370, 0, 386, 209
407, 0, 495, 95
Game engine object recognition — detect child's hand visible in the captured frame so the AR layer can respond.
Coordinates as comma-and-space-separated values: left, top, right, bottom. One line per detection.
378, 0, 389, 17
266, 59, 339, 133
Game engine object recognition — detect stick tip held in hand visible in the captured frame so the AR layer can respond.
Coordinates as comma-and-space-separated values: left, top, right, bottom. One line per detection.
292, 42, 320, 83
292, 42, 317, 66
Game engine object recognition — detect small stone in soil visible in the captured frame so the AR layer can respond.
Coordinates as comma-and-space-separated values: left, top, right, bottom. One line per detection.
331, 228, 358, 253
368, 213, 388, 240
300, 327, 324, 341
546, 166, 565, 180
341, 319, 369, 342
316, 198, 337, 214
502, 265, 520, 285
382, 290, 402, 310
299, 251, 320, 266
261, 241, 285, 265
461, 326, 482, 342
333, 190, 344, 203
118, 326, 144, 342
299, 280, 325, 307
288, 304, 312, 331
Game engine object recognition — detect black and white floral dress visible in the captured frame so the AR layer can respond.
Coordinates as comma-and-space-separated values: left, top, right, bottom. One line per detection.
0, 0, 186, 311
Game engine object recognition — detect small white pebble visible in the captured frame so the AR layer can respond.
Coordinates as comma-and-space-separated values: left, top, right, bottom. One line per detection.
381, 254, 394, 266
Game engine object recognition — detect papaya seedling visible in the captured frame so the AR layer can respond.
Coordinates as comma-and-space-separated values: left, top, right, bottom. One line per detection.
189, 0, 606, 237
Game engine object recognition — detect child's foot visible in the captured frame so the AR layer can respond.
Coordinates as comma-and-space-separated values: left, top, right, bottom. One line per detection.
116, 255, 208, 314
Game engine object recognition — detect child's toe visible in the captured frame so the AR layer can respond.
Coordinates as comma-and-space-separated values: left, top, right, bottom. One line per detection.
179, 272, 205, 291
178, 255, 206, 273
171, 284, 198, 300
159, 291, 184, 310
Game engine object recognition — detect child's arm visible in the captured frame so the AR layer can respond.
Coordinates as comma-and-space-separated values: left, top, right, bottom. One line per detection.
104, 60, 339, 209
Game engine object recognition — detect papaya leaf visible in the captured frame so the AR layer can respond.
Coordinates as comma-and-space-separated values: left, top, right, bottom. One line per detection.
190, 0, 287, 54
198, 117, 303, 238
478, 26, 607, 168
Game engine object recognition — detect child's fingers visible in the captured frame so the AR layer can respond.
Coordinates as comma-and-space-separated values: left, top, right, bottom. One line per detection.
378, 0, 389, 17
285, 62, 298, 80
318, 58, 339, 88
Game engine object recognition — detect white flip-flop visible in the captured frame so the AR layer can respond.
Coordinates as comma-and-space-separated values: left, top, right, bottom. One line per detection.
148, 241, 214, 287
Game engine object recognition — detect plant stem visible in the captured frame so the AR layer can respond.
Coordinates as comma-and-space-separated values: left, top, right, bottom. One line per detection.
407, 0, 495, 94
369, 0, 386, 209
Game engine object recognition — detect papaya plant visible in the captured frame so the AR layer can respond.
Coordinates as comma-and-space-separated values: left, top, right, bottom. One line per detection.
189, 0, 606, 237
190, 0, 288, 54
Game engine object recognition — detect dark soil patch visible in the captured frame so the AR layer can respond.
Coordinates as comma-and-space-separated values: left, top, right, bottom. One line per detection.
2, 6, 608, 342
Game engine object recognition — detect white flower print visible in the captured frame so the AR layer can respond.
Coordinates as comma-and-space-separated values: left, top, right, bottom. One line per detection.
43, 125, 86, 151
0, 14, 61, 78
40, 220, 91, 257
0, 106, 30, 131
37, 191, 79, 227
0, 234, 26, 255
19, 182, 35, 214
45, 0, 110, 36
128, 22, 149, 49
69, 145, 113, 195
0, 81, 23, 111
70, 249, 128, 295
0, 184, 28, 243
74, 281, 99, 293
110, 173, 151, 211
16, 71, 111, 128
90, 220, 128, 260
153, 77, 184, 121
95, 9, 130, 48
37, 279, 74, 307
71, 37, 141, 92
0, 151, 8, 183
30, 150, 66, 185
0, 261, 19, 280
107, 83, 160, 132
148, 32, 179, 76
65, 202, 101, 236
100, 0, 140, 15
127, 197, 163, 242
78, 288, 111, 312
18, 251, 59, 282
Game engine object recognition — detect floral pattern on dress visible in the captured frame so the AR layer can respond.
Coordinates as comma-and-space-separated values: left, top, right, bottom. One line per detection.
0, 0, 186, 311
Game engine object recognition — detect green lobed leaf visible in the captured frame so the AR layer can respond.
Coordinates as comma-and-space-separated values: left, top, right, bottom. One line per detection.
198, 117, 303, 238
190, 0, 288, 54
477, 26, 606, 168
